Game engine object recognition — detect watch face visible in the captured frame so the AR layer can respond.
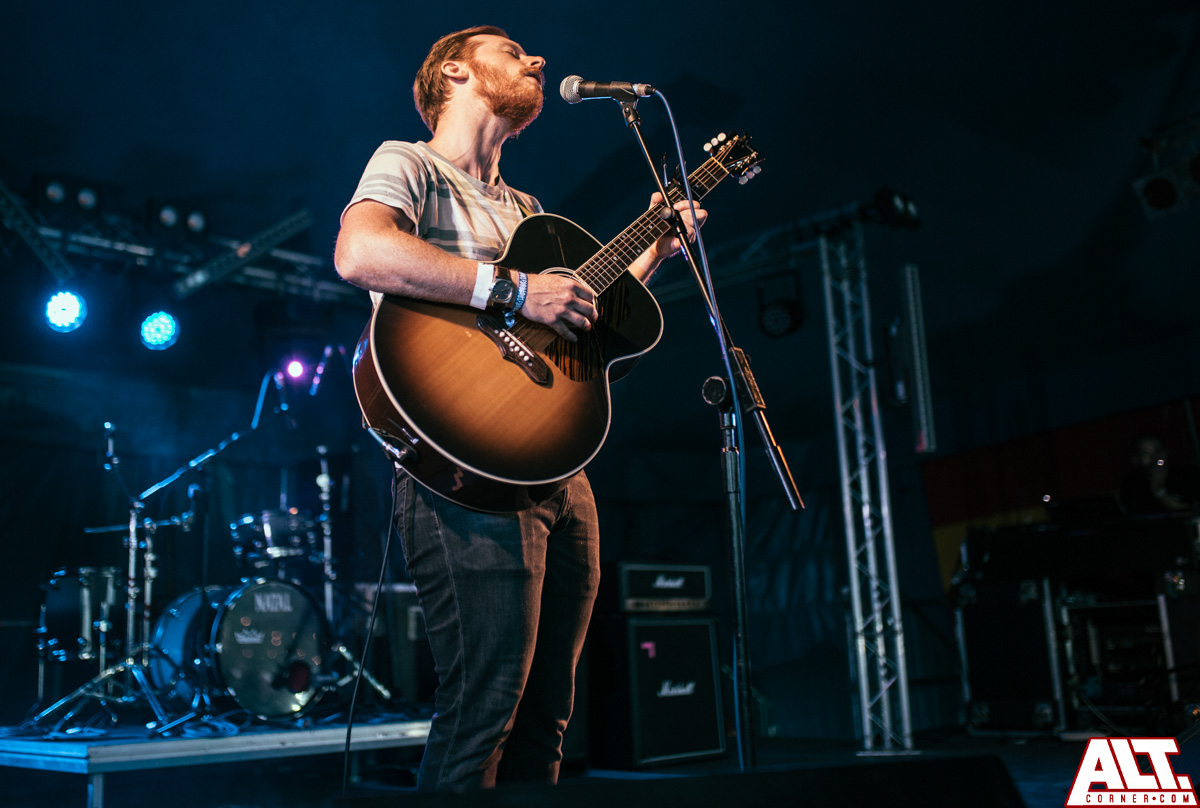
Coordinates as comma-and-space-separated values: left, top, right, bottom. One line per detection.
491, 279, 516, 304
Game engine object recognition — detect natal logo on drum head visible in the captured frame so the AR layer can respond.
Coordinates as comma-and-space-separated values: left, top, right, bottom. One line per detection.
254, 590, 294, 613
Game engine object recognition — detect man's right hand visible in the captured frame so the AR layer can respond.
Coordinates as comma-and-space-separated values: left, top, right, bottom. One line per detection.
519, 271, 598, 342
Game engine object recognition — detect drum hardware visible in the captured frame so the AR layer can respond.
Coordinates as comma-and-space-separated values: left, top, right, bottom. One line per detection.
317, 445, 336, 625
324, 643, 392, 701
35, 567, 122, 705
22, 416, 239, 734
149, 579, 332, 719
26, 375, 389, 734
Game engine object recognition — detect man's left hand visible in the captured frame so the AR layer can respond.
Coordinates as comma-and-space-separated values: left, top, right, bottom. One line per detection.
648, 192, 707, 263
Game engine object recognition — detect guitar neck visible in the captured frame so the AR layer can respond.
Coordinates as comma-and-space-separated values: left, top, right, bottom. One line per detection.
575, 156, 731, 294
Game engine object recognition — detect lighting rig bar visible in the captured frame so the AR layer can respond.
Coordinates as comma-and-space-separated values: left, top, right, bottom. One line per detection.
0, 176, 76, 282
174, 209, 313, 299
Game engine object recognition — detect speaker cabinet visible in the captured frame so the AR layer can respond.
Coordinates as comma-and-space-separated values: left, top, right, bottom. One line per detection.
589, 616, 725, 768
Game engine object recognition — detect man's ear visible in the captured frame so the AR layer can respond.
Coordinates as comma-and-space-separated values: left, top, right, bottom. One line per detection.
441, 59, 469, 83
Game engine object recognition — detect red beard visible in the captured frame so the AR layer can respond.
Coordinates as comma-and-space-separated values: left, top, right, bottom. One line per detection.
470, 58, 544, 134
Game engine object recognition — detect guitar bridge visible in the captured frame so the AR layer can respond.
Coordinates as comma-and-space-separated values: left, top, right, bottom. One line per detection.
477, 314, 553, 387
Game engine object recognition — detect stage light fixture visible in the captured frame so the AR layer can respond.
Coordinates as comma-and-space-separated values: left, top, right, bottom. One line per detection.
185, 210, 206, 234
756, 272, 806, 338
46, 290, 87, 332
1133, 117, 1200, 220
873, 187, 920, 230
140, 311, 179, 350
76, 187, 98, 211
44, 181, 66, 204
286, 360, 305, 379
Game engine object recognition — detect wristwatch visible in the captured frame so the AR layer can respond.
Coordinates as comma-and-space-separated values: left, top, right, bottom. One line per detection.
487, 267, 516, 309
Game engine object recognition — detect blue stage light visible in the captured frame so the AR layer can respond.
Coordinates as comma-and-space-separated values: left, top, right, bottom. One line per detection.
46, 290, 87, 332
140, 311, 179, 350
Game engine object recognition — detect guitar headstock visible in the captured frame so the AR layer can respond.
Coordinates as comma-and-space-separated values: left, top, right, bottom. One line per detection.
703, 132, 763, 185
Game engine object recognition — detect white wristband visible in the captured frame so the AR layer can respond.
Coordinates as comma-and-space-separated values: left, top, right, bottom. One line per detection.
469, 262, 493, 310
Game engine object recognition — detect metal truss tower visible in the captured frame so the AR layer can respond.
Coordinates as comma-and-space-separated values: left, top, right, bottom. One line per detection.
820, 222, 913, 751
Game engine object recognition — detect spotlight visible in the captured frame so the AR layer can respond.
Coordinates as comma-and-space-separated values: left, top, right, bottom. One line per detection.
1132, 169, 1191, 220
140, 311, 179, 350
756, 272, 805, 338
1142, 176, 1179, 211
286, 360, 305, 379
44, 181, 66, 205
32, 175, 107, 217
872, 187, 920, 230
76, 187, 98, 211
46, 290, 87, 332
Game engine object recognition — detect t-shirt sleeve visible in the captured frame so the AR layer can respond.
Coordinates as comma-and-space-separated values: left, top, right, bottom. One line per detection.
341, 142, 430, 226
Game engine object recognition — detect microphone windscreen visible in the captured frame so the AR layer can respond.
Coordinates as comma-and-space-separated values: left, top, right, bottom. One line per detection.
560, 75, 582, 104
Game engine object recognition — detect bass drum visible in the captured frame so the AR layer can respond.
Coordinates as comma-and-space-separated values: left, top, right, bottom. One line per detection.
150, 579, 330, 718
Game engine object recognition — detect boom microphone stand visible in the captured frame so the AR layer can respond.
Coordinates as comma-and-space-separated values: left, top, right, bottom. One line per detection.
609, 95, 802, 771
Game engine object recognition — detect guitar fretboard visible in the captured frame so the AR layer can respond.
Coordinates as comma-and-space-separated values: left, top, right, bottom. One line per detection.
574, 156, 731, 294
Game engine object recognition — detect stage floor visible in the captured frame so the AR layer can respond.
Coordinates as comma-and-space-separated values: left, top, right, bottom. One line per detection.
0, 727, 1090, 808
0, 714, 431, 808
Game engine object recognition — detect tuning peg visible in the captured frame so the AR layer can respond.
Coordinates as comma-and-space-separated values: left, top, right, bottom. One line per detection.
717, 133, 727, 142
752, 166, 762, 176
738, 176, 748, 185
703, 142, 713, 153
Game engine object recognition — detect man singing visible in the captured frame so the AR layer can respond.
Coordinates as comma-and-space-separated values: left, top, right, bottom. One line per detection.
334, 26, 704, 791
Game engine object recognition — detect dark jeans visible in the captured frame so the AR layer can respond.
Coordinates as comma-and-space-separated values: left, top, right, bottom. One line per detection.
393, 470, 600, 792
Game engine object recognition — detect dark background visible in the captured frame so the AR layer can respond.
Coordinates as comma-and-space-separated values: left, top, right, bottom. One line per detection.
1, 1, 1197, 739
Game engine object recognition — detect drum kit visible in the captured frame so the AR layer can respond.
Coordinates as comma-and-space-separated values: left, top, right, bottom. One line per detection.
26, 419, 392, 735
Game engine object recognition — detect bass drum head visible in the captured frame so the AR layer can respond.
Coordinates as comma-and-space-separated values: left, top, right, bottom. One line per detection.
211, 579, 329, 718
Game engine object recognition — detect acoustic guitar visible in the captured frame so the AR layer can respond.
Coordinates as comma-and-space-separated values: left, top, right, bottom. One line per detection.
352, 133, 763, 511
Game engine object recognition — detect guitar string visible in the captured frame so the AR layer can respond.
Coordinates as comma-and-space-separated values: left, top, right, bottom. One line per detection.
572, 161, 724, 293
506, 159, 728, 347
505, 156, 732, 346
578, 162, 725, 291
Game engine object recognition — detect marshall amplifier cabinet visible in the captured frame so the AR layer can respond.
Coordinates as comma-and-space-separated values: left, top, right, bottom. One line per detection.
606, 563, 712, 613
588, 615, 726, 768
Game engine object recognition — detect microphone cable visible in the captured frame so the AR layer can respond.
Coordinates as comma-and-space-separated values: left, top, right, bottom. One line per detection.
652, 89, 749, 525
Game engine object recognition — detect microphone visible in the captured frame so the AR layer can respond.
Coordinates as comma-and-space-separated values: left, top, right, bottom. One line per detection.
560, 75, 655, 104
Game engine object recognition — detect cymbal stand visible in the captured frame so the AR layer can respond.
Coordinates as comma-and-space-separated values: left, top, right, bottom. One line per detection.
24, 424, 175, 732
316, 445, 336, 626
29, 374, 288, 734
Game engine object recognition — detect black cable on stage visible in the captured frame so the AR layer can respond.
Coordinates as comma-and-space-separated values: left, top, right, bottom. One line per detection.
340, 481, 397, 797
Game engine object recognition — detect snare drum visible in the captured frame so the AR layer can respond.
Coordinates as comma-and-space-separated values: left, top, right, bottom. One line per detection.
149, 579, 330, 718
38, 567, 122, 663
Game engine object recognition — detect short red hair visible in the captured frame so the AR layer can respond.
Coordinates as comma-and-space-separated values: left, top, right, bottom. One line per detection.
413, 25, 508, 134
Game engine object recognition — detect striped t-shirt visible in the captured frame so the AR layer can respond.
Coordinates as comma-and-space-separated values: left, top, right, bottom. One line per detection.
343, 141, 542, 304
